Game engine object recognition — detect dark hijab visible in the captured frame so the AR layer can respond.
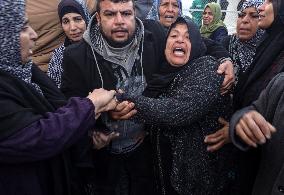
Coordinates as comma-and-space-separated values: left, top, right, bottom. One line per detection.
58, 0, 90, 24
58, 0, 90, 46
234, 0, 284, 108
143, 17, 207, 97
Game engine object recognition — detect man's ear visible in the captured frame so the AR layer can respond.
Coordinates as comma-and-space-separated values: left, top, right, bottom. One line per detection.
95, 12, 100, 26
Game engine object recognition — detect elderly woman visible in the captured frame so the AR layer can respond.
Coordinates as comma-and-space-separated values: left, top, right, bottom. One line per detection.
148, 0, 182, 28
223, 0, 264, 87
200, 2, 228, 42
0, 0, 117, 194
205, 0, 264, 152
48, 0, 90, 87
119, 17, 236, 195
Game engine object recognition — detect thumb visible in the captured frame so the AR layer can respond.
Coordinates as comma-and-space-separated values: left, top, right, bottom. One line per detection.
217, 63, 226, 74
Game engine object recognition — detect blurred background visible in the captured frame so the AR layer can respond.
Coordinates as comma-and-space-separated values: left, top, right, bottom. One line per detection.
182, 0, 239, 34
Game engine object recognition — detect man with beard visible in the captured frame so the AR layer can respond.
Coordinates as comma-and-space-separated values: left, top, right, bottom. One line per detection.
62, 1, 165, 194
61, 0, 234, 194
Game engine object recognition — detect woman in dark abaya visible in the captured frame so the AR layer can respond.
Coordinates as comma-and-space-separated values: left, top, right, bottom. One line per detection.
0, 0, 117, 194
118, 17, 237, 195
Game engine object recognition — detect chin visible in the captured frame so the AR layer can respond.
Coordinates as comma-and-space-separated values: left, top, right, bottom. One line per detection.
113, 38, 128, 44
172, 61, 186, 67
71, 37, 82, 42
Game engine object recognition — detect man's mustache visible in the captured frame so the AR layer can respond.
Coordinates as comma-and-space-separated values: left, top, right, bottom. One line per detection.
111, 28, 128, 34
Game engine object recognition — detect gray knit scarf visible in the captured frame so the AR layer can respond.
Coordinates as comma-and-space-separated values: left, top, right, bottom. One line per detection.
84, 16, 144, 77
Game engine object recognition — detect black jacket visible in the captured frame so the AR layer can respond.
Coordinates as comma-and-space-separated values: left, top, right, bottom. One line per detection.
61, 19, 166, 98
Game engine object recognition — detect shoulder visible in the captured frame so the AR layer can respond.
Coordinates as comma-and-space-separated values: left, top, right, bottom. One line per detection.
182, 56, 218, 74
211, 26, 228, 42
62, 40, 93, 66
53, 44, 65, 54
64, 40, 89, 56
185, 56, 222, 79
177, 56, 224, 93
212, 26, 228, 35
215, 27, 228, 36
266, 73, 284, 93
0, 70, 15, 87
143, 19, 166, 38
143, 19, 162, 29
192, 56, 219, 68
217, 26, 228, 31
49, 45, 65, 66
220, 35, 231, 48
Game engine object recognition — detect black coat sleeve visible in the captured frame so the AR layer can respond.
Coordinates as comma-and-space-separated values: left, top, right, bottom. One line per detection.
203, 37, 230, 60
229, 73, 284, 150
61, 42, 92, 98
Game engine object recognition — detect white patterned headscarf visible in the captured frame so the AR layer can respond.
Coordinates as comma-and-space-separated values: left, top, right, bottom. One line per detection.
240, 0, 263, 12
0, 0, 42, 94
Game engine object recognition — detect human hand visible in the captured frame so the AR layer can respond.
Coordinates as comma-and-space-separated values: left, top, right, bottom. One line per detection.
235, 111, 276, 148
109, 101, 137, 120
92, 131, 120, 150
217, 60, 235, 95
204, 117, 230, 152
87, 88, 117, 115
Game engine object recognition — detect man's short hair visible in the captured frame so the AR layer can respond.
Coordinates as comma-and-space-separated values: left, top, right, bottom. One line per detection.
96, 0, 135, 13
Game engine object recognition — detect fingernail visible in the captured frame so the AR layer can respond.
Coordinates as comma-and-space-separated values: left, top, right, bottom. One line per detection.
266, 134, 271, 139
260, 138, 266, 144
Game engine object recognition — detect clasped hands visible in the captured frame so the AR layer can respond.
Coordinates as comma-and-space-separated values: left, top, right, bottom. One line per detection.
87, 88, 118, 119
87, 88, 137, 149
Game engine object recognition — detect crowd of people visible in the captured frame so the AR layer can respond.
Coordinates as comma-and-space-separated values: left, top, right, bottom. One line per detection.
1, 0, 284, 195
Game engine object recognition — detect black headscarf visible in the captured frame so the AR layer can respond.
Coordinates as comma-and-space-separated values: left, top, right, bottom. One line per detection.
143, 17, 207, 97
58, 0, 90, 23
234, 0, 284, 108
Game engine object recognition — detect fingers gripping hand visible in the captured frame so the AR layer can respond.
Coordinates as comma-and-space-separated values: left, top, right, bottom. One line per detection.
204, 117, 230, 152
217, 60, 235, 95
87, 88, 117, 113
109, 101, 137, 120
